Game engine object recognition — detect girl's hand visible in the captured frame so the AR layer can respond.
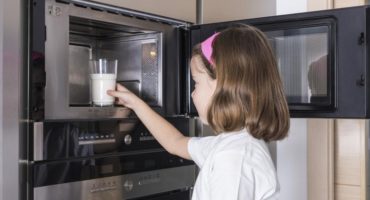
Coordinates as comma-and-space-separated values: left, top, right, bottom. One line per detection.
107, 84, 143, 110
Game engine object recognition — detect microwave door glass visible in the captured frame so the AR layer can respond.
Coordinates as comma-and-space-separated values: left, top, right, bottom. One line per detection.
264, 26, 330, 107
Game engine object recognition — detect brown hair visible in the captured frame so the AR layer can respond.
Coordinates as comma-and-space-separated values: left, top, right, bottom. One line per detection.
192, 25, 290, 142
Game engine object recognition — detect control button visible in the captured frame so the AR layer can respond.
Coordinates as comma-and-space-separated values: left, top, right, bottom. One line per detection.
124, 180, 134, 191
124, 134, 132, 145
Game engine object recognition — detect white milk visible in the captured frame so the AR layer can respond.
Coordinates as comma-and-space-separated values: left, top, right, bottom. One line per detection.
90, 73, 116, 106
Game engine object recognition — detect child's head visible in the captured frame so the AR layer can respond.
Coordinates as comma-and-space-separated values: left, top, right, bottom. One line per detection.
191, 25, 289, 142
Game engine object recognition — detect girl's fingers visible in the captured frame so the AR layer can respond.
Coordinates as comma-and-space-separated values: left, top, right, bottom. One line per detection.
107, 90, 125, 98
116, 83, 129, 92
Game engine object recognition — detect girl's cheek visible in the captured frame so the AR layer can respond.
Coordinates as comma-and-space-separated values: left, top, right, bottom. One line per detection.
191, 90, 196, 100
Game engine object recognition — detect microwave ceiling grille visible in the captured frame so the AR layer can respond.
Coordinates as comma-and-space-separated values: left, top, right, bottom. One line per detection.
55, 0, 191, 28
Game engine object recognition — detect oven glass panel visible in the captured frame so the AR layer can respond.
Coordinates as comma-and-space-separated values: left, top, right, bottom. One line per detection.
68, 16, 162, 107
264, 26, 330, 107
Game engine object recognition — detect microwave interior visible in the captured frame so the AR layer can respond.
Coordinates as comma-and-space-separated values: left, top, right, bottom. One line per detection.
68, 16, 162, 107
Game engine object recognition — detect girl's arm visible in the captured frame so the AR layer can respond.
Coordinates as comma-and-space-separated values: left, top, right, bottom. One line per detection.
108, 84, 191, 160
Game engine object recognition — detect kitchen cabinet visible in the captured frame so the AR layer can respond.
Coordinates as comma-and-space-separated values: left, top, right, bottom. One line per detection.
308, 119, 334, 200
334, 0, 366, 8
335, 120, 367, 200
90, 0, 196, 22
202, 0, 275, 23
95, 0, 276, 24
308, 0, 366, 10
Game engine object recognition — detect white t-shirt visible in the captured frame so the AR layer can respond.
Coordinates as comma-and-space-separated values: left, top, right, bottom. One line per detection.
188, 128, 279, 200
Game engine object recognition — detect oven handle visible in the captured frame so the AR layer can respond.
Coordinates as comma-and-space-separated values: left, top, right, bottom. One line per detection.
34, 122, 44, 161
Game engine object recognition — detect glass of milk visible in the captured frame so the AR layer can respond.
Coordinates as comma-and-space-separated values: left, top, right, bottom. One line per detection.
90, 58, 117, 106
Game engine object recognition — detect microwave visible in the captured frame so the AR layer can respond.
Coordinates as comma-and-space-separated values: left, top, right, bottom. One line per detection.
28, 1, 370, 120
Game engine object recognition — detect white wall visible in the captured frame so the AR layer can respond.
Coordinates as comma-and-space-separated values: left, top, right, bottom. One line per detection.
274, 1, 308, 200
276, 0, 307, 14
277, 119, 308, 200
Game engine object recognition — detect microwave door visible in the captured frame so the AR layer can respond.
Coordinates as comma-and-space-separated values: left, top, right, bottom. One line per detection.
188, 14, 337, 117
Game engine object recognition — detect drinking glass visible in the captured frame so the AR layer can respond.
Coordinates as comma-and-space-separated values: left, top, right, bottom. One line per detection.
90, 58, 118, 106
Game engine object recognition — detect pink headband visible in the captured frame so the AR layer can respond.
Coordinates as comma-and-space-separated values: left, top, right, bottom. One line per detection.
201, 32, 219, 66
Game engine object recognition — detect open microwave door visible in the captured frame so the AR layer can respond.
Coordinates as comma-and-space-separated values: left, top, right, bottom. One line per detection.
187, 8, 355, 118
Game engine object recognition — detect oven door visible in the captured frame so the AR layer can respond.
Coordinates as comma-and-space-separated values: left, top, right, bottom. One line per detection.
133, 190, 191, 200
33, 153, 196, 200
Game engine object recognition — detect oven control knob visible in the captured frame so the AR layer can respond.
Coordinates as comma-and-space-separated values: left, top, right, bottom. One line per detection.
124, 180, 134, 191
124, 134, 132, 145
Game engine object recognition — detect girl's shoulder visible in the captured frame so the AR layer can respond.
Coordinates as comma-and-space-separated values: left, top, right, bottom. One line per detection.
210, 130, 279, 199
213, 129, 275, 174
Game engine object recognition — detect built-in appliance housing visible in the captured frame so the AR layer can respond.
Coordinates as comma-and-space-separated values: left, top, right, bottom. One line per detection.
31, 0, 191, 120
25, 1, 370, 200
27, 1, 197, 200
30, 117, 197, 200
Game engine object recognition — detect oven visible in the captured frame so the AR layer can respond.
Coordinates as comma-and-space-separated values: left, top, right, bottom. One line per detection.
33, 152, 195, 200
30, 117, 196, 200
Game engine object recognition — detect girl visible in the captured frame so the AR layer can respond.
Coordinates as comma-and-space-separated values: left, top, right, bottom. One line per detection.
108, 25, 290, 200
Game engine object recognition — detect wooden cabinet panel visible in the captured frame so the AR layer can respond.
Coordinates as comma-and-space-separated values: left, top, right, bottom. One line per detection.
335, 0, 366, 8
307, 0, 333, 11
308, 119, 334, 200
335, 185, 361, 200
334, 119, 367, 200
335, 120, 363, 185
93, 0, 196, 22
203, 0, 276, 23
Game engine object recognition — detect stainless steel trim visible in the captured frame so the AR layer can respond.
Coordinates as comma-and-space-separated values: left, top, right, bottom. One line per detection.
78, 139, 116, 145
33, 122, 44, 161
196, 0, 203, 24
34, 165, 196, 200
123, 134, 132, 145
